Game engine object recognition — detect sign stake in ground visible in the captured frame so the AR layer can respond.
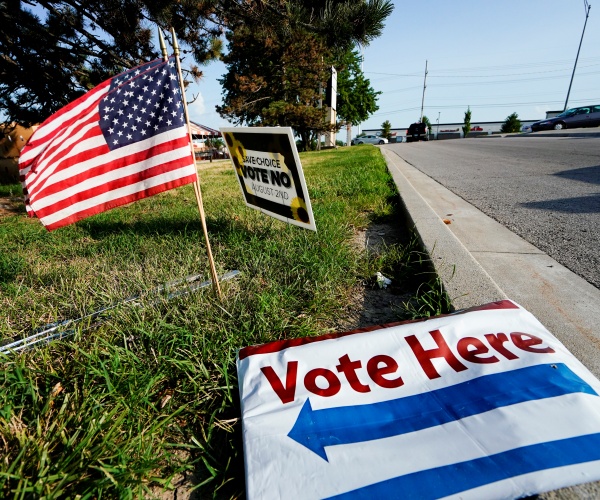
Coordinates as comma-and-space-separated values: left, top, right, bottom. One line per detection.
168, 28, 222, 299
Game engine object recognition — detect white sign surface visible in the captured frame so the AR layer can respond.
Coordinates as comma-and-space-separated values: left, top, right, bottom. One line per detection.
237, 300, 600, 499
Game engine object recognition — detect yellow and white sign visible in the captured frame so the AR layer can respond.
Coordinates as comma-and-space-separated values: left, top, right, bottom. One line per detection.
221, 127, 316, 231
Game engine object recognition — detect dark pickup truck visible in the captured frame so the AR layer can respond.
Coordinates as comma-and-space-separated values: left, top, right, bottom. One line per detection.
406, 122, 429, 142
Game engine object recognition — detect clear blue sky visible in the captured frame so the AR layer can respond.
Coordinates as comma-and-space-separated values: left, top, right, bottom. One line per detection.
188, 0, 600, 136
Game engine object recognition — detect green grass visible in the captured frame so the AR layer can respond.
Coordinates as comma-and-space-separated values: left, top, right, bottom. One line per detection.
0, 146, 449, 498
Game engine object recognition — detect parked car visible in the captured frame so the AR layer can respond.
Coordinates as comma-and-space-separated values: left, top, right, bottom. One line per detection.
406, 122, 429, 142
351, 134, 388, 145
531, 105, 600, 132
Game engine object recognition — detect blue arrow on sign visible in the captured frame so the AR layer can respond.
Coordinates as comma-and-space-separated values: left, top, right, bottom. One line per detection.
287, 363, 597, 461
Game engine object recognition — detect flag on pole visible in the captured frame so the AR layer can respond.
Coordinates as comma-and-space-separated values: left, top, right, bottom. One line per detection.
19, 58, 197, 231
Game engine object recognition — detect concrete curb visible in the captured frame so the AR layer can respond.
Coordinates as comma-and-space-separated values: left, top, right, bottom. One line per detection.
382, 148, 507, 309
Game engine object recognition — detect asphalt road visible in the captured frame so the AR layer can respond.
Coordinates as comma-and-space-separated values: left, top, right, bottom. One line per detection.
385, 136, 600, 290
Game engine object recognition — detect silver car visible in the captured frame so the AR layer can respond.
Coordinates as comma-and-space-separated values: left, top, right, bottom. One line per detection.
352, 134, 388, 145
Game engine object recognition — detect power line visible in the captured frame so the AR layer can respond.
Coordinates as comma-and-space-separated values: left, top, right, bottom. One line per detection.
367, 56, 600, 77
371, 97, 600, 117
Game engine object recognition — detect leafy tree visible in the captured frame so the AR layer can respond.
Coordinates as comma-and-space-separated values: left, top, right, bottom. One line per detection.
217, 2, 393, 150
422, 115, 432, 134
381, 120, 392, 140
462, 106, 472, 137
217, 26, 331, 150
500, 112, 522, 133
336, 49, 380, 127
3, 0, 393, 146
1, 0, 222, 125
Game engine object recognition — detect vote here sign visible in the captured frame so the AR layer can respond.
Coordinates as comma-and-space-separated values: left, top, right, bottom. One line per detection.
221, 127, 316, 231
237, 300, 600, 499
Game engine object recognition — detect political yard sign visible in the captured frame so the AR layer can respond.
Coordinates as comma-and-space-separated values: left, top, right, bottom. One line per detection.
221, 127, 316, 231
237, 300, 600, 499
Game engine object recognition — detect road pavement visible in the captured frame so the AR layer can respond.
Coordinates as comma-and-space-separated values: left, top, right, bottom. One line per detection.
381, 130, 600, 499
387, 135, 600, 289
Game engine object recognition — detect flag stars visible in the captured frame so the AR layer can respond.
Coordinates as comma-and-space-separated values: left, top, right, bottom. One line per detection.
101, 59, 185, 150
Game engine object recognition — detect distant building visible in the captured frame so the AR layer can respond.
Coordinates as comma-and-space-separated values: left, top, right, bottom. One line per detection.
363, 119, 539, 142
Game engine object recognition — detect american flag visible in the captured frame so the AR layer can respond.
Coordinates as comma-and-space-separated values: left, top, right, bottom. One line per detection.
19, 58, 197, 231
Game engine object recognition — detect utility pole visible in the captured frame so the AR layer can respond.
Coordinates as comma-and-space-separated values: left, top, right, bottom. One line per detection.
420, 60, 428, 122
436, 112, 440, 140
564, 1, 591, 111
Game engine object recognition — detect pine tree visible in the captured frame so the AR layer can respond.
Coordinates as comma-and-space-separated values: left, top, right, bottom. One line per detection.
462, 107, 472, 138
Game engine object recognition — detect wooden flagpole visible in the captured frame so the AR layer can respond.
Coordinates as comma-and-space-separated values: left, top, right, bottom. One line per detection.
160, 29, 222, 299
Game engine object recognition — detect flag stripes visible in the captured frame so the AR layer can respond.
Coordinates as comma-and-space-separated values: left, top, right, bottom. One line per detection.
30, 135, 191, 211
